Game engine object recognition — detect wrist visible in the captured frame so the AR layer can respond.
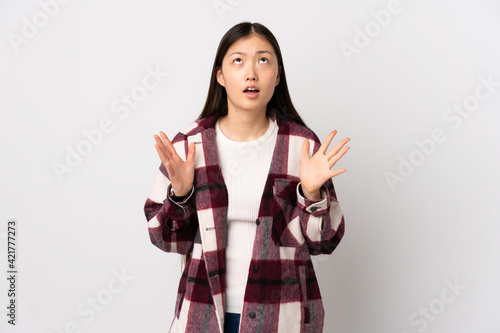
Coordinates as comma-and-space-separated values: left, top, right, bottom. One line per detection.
301, 184, 321, 200
170, 185, 192, 199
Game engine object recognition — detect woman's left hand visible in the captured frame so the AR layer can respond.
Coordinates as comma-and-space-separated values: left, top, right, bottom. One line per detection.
299, 130, 350, 200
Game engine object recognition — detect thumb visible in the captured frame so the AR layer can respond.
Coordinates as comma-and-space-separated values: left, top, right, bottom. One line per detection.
187, 142, 196, 163
301, 139, 310, 160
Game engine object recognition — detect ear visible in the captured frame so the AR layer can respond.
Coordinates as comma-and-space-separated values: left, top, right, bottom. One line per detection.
216, 67, 225, 87
275, 66, 281, 86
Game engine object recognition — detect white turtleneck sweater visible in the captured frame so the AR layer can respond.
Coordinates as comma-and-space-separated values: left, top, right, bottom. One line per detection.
215, 116, 278, 314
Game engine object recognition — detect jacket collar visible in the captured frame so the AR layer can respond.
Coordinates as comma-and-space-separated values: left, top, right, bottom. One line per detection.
191, 108, 280, 134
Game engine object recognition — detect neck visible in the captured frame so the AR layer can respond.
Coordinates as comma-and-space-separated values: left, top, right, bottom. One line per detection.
218, 109, 269, 142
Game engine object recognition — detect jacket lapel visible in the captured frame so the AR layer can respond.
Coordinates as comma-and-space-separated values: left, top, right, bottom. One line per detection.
188, 120, 228, 330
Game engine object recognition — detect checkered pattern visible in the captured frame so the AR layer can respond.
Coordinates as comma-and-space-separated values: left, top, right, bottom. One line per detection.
144, 110, 345, 332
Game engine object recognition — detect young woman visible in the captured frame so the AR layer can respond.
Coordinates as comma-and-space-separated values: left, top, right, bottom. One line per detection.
144, 22, 350, 333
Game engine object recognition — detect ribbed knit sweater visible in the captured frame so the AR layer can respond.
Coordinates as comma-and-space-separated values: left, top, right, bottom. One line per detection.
215, 116, 278, 314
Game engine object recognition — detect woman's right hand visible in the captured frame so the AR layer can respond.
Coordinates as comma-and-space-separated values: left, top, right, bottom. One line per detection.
153, 131, 196, 197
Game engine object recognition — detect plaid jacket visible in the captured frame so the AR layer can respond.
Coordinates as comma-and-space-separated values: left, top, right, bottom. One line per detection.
144, 110, 345, 333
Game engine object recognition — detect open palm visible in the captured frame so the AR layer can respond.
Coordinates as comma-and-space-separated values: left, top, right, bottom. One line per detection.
299, 130, 350, 199
153, 131, 196, 197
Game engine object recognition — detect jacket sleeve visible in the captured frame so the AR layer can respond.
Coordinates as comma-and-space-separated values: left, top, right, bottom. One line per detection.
143, 133, 198, 255
295, 134, 346, 256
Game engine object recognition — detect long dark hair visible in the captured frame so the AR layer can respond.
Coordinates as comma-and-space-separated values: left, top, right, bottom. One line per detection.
196, 21, 307, 127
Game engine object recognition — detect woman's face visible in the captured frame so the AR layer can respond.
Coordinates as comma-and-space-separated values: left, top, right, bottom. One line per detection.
216, 34, 280, 116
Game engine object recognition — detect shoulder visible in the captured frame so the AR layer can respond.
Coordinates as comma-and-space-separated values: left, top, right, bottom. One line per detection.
277, 117, 321, 145
171, 115, 218, 143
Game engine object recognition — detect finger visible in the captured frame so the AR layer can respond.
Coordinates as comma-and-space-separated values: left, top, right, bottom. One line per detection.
329, 168, 347, 178
154, 143, 170, 166
155, 144, 177, 179
159, 131, 178, 160
326, 137, 350, 160
153, 133, 170, 150
166, 161, 177, 179
328, 146, 350, 169
153, 134, 173, 159
186, 142, 196, 163
153, 134, 165, 147
301, 139, 310, 159
318, 130, 337, 155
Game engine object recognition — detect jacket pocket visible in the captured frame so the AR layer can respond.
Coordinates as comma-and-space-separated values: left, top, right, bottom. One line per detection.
272, 178, 305, 247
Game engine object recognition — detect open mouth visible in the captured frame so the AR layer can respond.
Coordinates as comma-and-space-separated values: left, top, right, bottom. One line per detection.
244, 88, 260, 93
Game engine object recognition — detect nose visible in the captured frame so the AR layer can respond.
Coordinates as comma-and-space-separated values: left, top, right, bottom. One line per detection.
246, 62, 257, 81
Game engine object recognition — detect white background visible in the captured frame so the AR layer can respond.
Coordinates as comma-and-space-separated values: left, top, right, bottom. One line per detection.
1, 0, 499, 332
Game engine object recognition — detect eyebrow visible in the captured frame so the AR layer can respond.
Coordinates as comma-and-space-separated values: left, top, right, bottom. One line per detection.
229, 50, 273, 57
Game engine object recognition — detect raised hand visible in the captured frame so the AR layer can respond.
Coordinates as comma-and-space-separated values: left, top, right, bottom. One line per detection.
153, 131, 196, 197
299, 130, 350, 200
